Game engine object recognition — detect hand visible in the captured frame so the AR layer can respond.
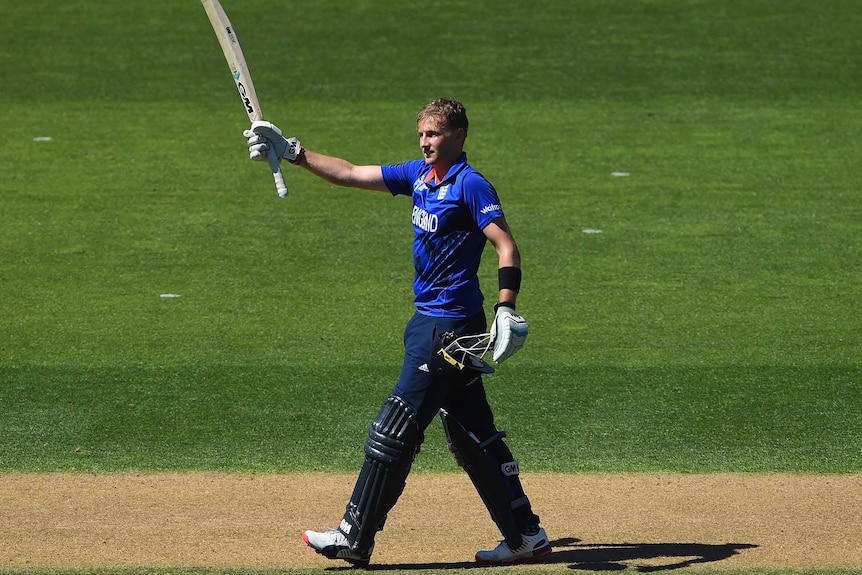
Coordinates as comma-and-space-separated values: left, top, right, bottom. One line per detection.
243, 120, 303, 163
490, 303, 528, 363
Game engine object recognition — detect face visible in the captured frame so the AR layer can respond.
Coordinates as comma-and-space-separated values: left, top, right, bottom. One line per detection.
418, 116, 464, 167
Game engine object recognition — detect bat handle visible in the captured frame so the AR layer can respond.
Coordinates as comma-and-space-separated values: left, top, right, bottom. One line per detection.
267, 146, 289, 197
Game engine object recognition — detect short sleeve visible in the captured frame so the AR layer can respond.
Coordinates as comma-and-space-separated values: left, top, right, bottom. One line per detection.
381, 160, 425, 197
463, 172, 504, 229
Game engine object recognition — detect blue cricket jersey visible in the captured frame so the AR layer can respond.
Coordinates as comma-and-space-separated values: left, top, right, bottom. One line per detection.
381, 152, 505, 318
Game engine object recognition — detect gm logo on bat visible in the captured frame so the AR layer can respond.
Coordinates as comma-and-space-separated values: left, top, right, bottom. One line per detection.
234, 78, 254, 116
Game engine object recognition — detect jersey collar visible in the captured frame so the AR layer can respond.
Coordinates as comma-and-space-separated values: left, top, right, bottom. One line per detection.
423, 152, 468, 187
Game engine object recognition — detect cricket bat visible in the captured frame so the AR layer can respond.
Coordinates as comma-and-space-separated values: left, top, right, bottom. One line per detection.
201, 0, 288, 197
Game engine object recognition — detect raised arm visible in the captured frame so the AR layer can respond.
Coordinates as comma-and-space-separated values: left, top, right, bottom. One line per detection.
295, 149, 388, 192
245, 120, 389, 193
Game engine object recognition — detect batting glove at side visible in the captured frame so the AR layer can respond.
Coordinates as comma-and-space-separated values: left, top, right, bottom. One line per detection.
490, 304, 528, 363
244, 120, 303, 163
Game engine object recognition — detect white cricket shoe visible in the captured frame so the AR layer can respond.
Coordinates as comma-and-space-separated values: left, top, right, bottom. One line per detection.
302, 528, 372, 566
475, 527, 552, 565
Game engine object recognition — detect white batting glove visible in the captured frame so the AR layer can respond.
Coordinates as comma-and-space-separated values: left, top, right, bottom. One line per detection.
490, 303, 528, 363
243, 120, 303, 163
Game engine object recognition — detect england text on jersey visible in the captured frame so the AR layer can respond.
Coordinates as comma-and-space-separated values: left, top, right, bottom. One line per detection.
412, 206, 439, 232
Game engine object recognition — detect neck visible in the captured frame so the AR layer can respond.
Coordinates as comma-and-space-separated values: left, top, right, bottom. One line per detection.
431, 163, 451, 183
429, 153, 462, 184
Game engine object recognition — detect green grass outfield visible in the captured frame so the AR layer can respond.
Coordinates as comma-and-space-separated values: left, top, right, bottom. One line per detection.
1, 0, 861, 573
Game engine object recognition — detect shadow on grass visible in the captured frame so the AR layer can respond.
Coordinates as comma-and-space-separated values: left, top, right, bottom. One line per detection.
339, 537, 757, 571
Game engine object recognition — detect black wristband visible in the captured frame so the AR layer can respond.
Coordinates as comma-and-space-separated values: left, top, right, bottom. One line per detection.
495, 301, 516, 313
498, 266, 522, 293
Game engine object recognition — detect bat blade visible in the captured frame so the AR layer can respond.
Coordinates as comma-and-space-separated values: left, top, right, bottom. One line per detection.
201, 0, 288, 197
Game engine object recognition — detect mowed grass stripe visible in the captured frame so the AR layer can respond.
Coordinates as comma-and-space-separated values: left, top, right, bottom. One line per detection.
0, 0, 860, 476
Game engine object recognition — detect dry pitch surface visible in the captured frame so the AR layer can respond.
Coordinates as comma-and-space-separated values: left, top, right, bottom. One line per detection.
2, 473, 861, 572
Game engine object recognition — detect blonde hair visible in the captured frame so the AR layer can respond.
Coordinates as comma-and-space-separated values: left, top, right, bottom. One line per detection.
417, 98, 469, 137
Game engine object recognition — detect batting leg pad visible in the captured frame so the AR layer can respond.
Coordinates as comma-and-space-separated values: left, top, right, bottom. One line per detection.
439, 408, 540, 550
340, 396, 421, 555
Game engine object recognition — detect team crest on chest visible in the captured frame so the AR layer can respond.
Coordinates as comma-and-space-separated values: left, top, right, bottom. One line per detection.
436, 184, 450, 200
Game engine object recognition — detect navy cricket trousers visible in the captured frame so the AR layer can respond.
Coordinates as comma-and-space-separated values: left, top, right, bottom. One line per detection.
392, 311, 500, 439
